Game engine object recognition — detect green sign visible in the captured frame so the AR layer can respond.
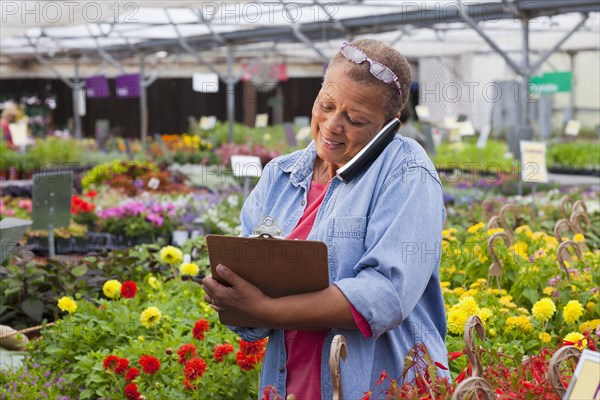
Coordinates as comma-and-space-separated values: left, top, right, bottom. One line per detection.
530, 72, 572, 94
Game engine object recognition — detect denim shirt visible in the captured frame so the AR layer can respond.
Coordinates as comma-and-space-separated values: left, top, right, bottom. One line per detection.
230, 135, 449, 399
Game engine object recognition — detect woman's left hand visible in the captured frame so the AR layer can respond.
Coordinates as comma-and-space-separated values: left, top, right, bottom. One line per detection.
202, 264, 271, 324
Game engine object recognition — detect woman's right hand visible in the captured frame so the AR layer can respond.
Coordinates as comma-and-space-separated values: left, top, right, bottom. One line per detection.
202, 264, 273, 327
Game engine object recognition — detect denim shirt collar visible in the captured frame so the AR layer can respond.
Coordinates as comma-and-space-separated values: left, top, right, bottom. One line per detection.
276, 141, 318, 187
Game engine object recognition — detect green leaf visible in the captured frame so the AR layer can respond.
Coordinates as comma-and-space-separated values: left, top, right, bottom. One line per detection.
20, 297, 45, 322
71, 265, 88, 277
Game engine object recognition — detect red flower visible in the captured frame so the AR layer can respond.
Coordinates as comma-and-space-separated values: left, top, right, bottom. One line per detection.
184, 358, 207, 381
192, 319, 210, 340
434, 361, 448, 371
121, 281, 138, 299
125, 367, 140, 382
448, 350, 466, 361
139, 355, 160, 374
236, 351, 257, 371
177, 343, 198, 365
213, 343, 235, 362
115, 357, 130, 374
184, 378, 197, 390
240, 338, 267, 361
103, 355, 120, 371
124, 383, 140, 400
86, 190, 98, 198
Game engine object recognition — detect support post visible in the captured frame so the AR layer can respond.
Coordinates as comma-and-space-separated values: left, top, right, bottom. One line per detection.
72, 57, 83, 139
140, 55, 148, 153
521, 18, 531, 127
226, 46, 235, 143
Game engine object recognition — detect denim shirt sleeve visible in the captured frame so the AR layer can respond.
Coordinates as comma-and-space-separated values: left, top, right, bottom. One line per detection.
334, 164, 444, 339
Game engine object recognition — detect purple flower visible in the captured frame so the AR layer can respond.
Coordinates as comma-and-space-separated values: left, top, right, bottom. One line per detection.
146, 213, 164, 226
547, 276, 561, 286
150, 203, 163, 213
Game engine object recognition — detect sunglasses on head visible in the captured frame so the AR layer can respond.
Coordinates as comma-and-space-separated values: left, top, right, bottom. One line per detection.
340, 42, 403, 99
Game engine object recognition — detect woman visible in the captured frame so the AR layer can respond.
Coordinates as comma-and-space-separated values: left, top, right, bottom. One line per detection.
203, 39, 448, 399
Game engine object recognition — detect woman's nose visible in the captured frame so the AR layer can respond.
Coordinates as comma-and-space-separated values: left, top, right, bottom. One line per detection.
323, 113, 344, 135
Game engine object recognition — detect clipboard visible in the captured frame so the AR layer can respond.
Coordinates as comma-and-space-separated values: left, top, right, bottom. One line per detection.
205, 228, 329, 325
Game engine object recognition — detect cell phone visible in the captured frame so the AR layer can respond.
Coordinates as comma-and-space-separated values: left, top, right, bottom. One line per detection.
336, 118, 401, 183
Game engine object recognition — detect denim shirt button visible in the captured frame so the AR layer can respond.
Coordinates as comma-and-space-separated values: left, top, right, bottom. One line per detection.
301, 199, 306, 206
278, 366, 285, 373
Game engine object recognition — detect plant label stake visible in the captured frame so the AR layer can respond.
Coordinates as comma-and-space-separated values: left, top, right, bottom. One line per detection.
329, 334, 347, 400
556, 240, 583, 281
487, 232, 510, 289
452, 316, 494, 400
31, 171, 73, 259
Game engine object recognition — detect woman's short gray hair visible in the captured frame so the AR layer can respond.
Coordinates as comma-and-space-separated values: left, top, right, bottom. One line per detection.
329, 39, 411, 120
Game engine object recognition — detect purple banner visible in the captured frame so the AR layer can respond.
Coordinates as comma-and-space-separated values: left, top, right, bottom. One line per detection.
84, 75, 109, 98
115, 73, 140, 98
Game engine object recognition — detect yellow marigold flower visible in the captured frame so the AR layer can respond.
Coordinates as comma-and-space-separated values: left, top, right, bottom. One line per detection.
499, 295, 515, 307
138, 336, 145, 342
488, 328, 496, 337
140, 306, 162, 328
148, 276, 160, 289
457, 296, 480, 317
511, 241, 529, 259
478, 307, 493, 323
440, 281, 451, 288
442, 230, 451, 239
563, 300, 584, 325
447, 308, 469, 335
586, 302, 596, 314
469, 278, 488, 290
103, 280, 122, 299
487, 228, 505, 236
179, 262, 200, 277
449, 228, 457, 235
563, 332, 587, 350
159, 245, 183, 265
531, 232, 545, 242
539, 332, 551, 343
542, 287, 554, 296
573, 233, 585, 243
532, 298, 556, 322
579, 319, 600, 334
515, 225, 531, 234
505, 315, 533, 333
57, 296, 77, 314
467, 222, 485, 234
544, 237, 559, 250
441, 240, 450, 251
453, 287, 465, 296
517, 307, 530, 315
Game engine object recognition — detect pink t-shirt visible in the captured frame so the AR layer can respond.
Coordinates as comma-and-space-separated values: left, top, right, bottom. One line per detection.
284, 180, 372, 400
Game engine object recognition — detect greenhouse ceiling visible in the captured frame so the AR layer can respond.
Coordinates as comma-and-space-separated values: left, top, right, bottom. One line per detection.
1, 0, 599, 71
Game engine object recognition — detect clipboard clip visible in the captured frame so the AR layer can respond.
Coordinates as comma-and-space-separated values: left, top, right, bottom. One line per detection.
251, 216, 284, 239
